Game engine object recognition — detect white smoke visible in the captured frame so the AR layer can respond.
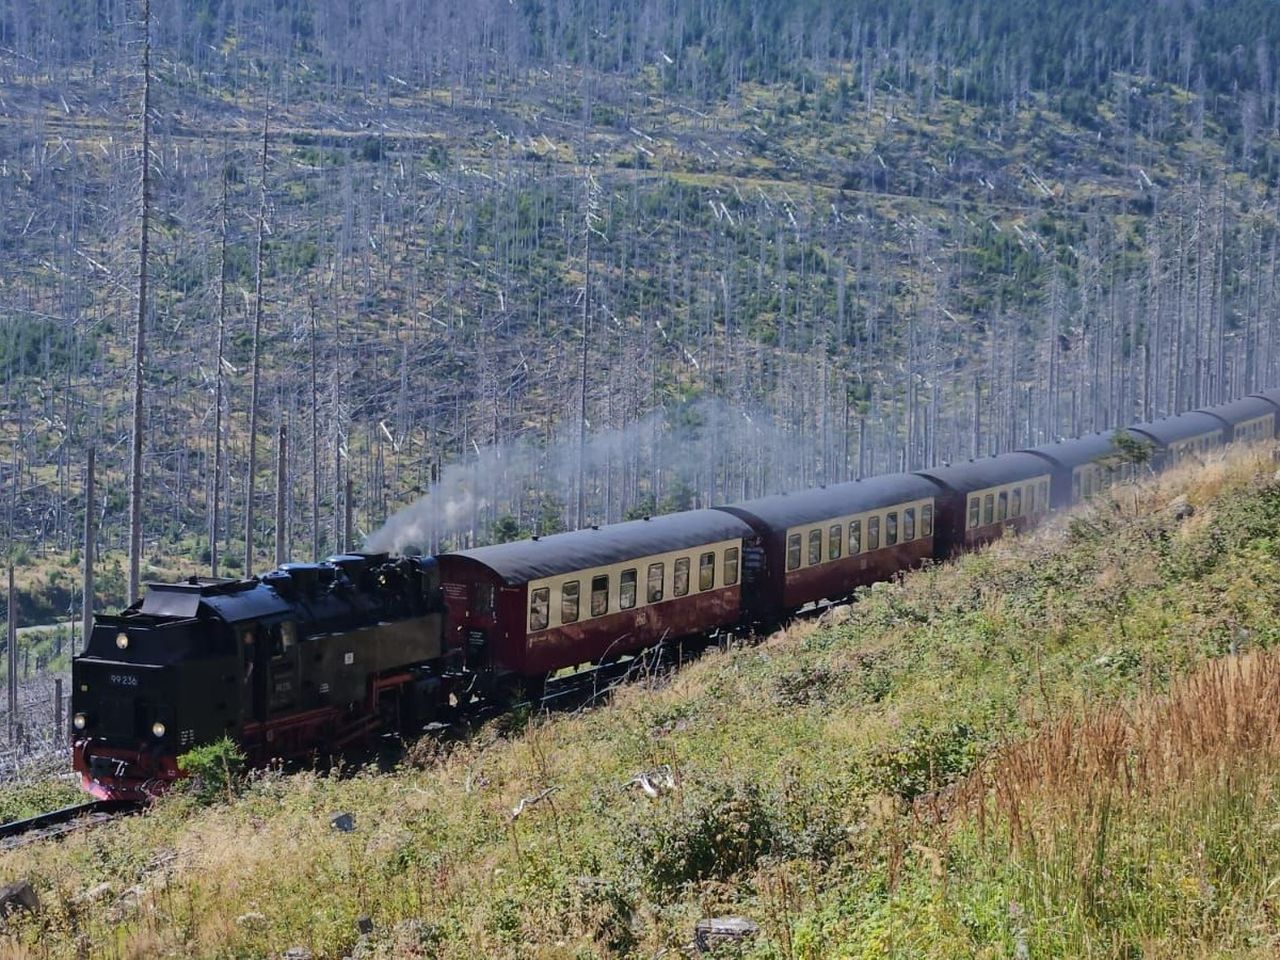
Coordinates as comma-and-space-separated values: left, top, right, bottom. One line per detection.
364, 399, 842, 555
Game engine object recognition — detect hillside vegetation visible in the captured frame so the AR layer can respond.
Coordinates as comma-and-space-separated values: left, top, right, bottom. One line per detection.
0, 445, 1278, 958
7, 1, 1280, 619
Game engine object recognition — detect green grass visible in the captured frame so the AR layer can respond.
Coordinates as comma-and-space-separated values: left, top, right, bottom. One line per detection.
2, 448, 1280, 958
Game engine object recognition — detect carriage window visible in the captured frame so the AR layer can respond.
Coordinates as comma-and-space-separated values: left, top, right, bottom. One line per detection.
530, 588, 549, 631
724, 548, 739, 585
982, 494, 994, 525
699, 552, 715, 591
968, 497, 980, 529
867, 516, 881, 551
1071, 472, 1081, 502
620, 569, 637, 610
591, 575, 609, 617
1028, 483, 1037, 513
674, 557, 690, 597
786, 534, 802, 571
1010, 488, 1022, 517
886, 511, 898, 546
829, 524, 843, 560
996, 492, 1008, 522
561, 581, 580, 623
1039, 480, 1049, 507
474, 583, 495, 617
647, 563, 665, 603
921, 504, 933, 537
849, 520, 862, 555
808, 530, 822, 566
903, 508, 915, 541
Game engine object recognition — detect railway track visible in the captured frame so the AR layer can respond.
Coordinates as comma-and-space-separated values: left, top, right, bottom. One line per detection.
0, 800, 139, 851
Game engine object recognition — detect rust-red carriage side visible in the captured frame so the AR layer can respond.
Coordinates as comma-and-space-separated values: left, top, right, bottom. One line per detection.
437, 511, 757, 685
715, 474, 944, 620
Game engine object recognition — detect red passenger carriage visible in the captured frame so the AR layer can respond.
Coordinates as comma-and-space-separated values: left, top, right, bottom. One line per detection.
437, 511, 758, 687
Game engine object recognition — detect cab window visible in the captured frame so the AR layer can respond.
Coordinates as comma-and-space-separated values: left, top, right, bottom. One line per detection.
808, 530, 822, 566
921, 504, 933, 537
647, 563, 665, 603
529, 588, 549, 631
903, 508, 915, 541
829, 524, 843, 560
867, 516, 881, 551
886, 511, 898, 546
699, 552, 716, 591
723, 548, 739, 585
561, 581, 580, 623
673, 558, 690, 597
620, 569, 637, 609
849, 520, 862, 554
786, 534, 801, 571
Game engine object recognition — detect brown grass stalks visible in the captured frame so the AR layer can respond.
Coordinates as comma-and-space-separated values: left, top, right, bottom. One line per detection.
950, 649, 1280, 845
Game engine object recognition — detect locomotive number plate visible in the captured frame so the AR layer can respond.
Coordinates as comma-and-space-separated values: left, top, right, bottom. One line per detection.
109, 673, 139, 687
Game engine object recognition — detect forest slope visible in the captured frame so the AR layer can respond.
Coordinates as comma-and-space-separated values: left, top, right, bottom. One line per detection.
1, 444, 1279, 958
7, 0, 1280, 626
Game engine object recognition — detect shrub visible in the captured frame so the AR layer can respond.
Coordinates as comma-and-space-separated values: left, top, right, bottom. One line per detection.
624, 782, 777, 897
177, 737, 247, 805
866, 721, 986, 801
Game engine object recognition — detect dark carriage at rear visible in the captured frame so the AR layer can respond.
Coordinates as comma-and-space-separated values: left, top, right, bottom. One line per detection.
1199, 396, 1277, 446
437, 511, 757, 683
916, 454, 1052, 553
716, 473, 942, 619
1127, 412, 1227, 468
1022, 431, 1141, 507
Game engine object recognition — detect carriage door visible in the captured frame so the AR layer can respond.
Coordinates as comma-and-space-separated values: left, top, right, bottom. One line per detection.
466, 582, 497, 669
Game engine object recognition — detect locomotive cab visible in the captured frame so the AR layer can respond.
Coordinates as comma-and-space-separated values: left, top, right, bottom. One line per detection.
72, 556, 453, 801
72, 580, 242, 798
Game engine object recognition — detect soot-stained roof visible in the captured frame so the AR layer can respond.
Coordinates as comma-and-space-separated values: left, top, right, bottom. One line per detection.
914, 452, 1052, 494
1128, 411, 1227, 445
1200, 396, 1280, 426
716, 473, 943, 533
439, 510, 756, 585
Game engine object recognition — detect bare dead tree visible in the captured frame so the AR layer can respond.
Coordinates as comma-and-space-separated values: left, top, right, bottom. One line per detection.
127, 0, 152, 602
244, 109, 269, 577
210, 142, 229, 578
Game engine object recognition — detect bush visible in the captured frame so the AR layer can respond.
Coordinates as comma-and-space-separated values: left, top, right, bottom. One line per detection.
865, 721, 986, 801
177, 737, 247, 805
623, 782, 777, 897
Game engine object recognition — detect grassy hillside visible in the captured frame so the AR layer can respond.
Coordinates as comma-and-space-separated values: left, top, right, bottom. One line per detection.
3, 445, 1280, 959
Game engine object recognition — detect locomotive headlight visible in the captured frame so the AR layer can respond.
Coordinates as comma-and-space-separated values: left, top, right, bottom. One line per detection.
115, 632, 129, 650
151, 721, 166, 738
72, 713, 88, 731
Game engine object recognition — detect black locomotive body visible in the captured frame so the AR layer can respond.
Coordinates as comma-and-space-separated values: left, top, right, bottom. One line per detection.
72, 553, 451, 800
70, 390, 1280, 801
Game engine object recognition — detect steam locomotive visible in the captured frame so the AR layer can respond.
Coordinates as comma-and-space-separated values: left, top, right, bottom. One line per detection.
71, 389, 1280, 800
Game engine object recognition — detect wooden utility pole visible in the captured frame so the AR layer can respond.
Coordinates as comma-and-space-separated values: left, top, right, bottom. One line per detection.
127, 0, 153, 603
309, 300, 320, 561
344, 476, 354, 553
274, 417, 288, 566
82, 447, 95, 643
576, 179, 592, 530
211, 142, 230, 578
244, 110, 270, 578
7, 567, 16, 746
